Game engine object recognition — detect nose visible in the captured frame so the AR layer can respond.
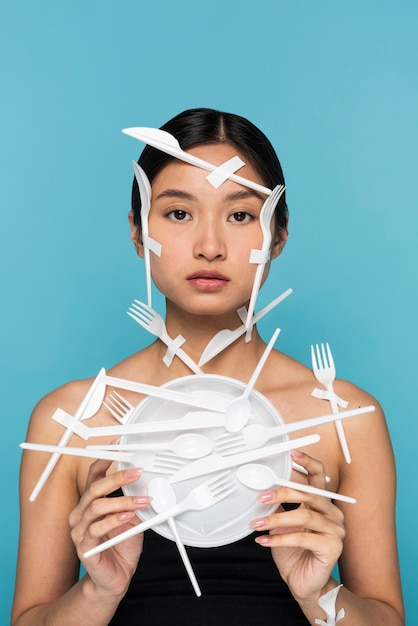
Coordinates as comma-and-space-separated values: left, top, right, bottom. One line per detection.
192, 219, 227, 261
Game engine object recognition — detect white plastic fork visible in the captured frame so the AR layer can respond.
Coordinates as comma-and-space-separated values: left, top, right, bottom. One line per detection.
245, 185, 286, 341
21, 442, 185, 474
83, 471, 237, 558
103, 391, 134, 424
311, 343, 351, 464
128, 300, 202, 374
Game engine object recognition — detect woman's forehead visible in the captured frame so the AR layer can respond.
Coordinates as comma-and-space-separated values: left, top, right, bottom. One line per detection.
151, 144, 266, 194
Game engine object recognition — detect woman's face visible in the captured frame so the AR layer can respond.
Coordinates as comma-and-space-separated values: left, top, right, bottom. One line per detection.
131, 143, 285, 318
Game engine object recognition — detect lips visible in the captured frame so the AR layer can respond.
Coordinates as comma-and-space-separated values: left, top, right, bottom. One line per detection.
187, 270, 230, 290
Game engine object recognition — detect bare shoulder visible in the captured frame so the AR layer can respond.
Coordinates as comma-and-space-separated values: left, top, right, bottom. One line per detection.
26, 345, 158, 442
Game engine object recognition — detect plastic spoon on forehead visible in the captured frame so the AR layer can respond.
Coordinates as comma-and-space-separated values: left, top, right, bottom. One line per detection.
224, 328, 280, 433
87, 432, 213, 460
236, 464, 356, 504
122, 127, 272, 196
148, 478, 201, 596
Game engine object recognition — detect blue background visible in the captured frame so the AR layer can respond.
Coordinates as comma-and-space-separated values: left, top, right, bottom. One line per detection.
1, 1, 417, 622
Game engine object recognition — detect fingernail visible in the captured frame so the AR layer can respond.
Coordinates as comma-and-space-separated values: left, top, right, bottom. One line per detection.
133, 496, 151, 505
250, 517, 268, 529
124, 467, 142, 480
255, 535, 270, 545
257, 490, 275, 503
291, 449, 304, 459
119, 511, 135, 521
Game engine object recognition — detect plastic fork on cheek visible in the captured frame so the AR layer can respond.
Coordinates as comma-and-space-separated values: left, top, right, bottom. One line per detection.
245, 185, 286, 341
83, 471, 237, 558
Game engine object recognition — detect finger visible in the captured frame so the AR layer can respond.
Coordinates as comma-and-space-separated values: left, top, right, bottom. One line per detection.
291, 449, 328, 488
257, 486, 335, 515
251, 505, 345, 544
70, 464, 145, 529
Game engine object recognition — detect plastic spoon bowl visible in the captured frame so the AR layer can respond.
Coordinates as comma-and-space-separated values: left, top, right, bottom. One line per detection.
224, 328, 280, 433
88, 432, 213, 460
236, 463, 356, 504
148, 478, 201, 596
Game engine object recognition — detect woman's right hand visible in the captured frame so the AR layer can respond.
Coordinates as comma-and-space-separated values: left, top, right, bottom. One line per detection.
69, 459, 152, 599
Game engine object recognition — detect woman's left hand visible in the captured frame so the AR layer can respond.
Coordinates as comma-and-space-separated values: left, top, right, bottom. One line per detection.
250, 449, 345, 604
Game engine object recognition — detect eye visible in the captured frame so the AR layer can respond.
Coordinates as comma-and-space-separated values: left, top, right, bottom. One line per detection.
167, 209, 192, 221
228, 211, 253, 223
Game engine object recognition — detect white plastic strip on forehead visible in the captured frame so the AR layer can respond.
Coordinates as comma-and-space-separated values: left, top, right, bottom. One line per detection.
205, 155, 245, 189
122, 127, 272, 196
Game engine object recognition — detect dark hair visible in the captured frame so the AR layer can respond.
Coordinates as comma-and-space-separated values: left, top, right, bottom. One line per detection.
131, 108, 288, 232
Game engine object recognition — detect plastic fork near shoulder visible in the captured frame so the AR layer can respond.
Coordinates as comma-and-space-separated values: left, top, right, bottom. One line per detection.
128, 300, 202, 374
311, 343, 351, 464
198, 288, 293, 366
83, 471, 237, 558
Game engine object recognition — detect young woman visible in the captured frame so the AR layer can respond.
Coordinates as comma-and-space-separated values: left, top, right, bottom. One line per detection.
12, 108, 404, 625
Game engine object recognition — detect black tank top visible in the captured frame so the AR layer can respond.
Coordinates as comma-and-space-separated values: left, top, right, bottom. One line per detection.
109, 518, 309, 625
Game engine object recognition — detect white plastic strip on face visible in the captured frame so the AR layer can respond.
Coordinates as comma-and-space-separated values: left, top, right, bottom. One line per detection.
205, 155, 245, 189
122, 127, 272, 196
249, 248, 271, 264
142, 233, 162, 257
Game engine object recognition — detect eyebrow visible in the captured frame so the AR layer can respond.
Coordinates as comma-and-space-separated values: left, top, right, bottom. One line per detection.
155, 189, 265, 202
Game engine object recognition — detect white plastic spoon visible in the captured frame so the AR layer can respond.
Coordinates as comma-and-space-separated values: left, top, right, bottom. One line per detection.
224, 328, 280, 433
148, 478, 201, 596
87, 432, 213, 460
236, 463, 356, 504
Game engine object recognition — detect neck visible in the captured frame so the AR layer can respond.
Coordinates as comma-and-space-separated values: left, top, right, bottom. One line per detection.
160, 300, 269, 381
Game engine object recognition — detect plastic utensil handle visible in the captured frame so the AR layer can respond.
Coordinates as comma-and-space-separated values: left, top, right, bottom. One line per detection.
167, 518, 201, 596
84, 499, 190, 558
54, 409, 225, 438
276, 405, 375, 437
21, 442, 133, 463
243, 328, 280, 398
169, 434, 319, 484
104, 375, 227, 412
29, 369, 106, 501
